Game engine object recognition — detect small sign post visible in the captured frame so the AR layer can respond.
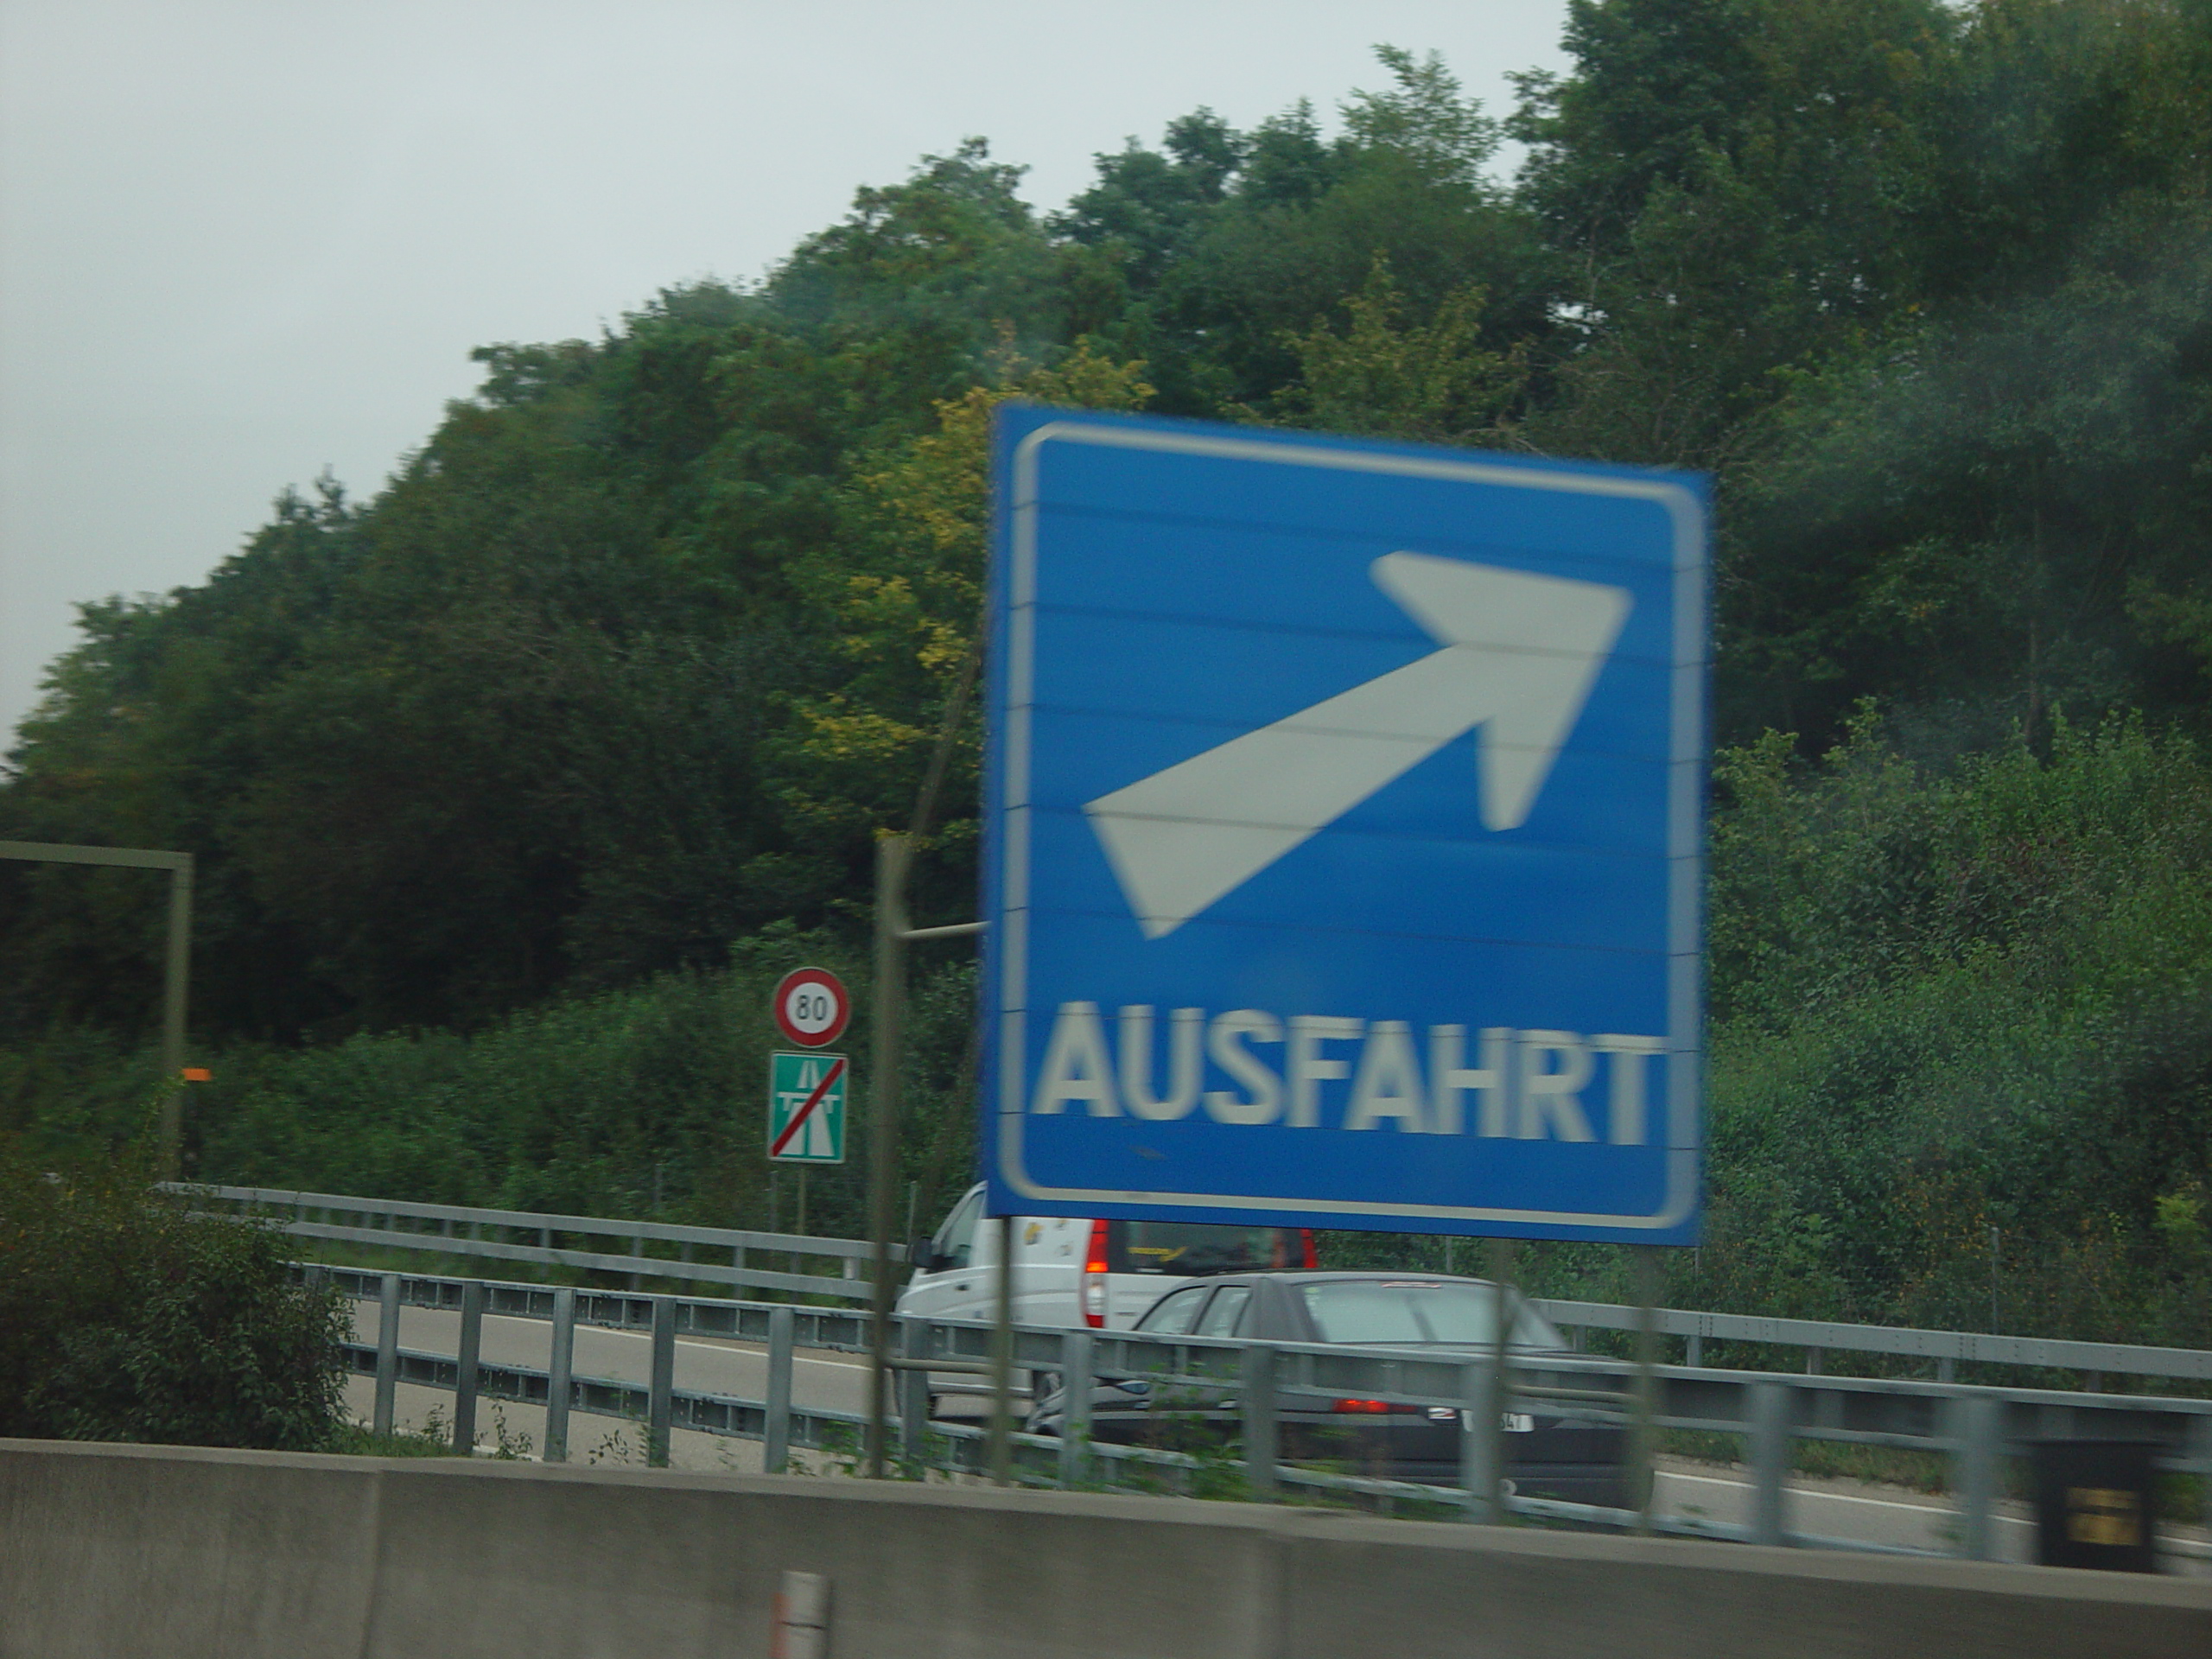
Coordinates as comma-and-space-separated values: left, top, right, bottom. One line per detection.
766, 966, 852, 1241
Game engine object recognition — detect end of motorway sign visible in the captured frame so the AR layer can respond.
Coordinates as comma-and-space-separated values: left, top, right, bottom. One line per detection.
980, 407, 1708, 1244
768, 1051, 848, 1164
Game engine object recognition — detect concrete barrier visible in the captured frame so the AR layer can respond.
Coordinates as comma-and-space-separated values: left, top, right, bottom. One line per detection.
2, 1439, 2205, 1658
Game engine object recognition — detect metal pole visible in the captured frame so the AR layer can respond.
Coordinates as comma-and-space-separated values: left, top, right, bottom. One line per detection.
1631, 1246, 1662, 1535
1747, 1381, 1789, 1548
158, 859, 194, 1179
1949, 1394, 2000, 1560
2195, 1412, 2212, 1542
866, 834, 912, 1479
765, 1305, 795, 1474
1458, 1359, 1497, 1523
1059, 1330, 1094, 1491
1484, 1238, 1516, 1526
1241, 1343, 1279, 1501
647, 1295, 676, 1467
372, 1273, 400, 1437
899, 1315, 931, 1467
453, 1280, 484, 1453
988, 1214, 1016, 1486
544, 1287, 575, 1463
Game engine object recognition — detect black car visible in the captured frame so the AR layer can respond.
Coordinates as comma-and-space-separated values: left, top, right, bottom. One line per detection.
1028, 1271, 1628, 1506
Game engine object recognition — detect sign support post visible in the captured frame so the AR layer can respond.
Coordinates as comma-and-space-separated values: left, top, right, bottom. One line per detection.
989, 1214, 1016, 1485
866, 834, 912, 1480
1, 840, 194, 1179
1484, 1237, 1516, 1524
1632, 1246, 1663, 1535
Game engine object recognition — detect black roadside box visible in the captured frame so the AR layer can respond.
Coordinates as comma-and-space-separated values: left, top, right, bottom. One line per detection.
2030, 1440, 2158, 1572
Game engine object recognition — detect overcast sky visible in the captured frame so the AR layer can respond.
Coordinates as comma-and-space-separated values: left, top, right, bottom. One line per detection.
0, 0, 1570, 745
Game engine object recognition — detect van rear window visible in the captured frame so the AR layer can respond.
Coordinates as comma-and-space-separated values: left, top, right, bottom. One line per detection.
1109, 1222, 1302, 1275
1298, 1281, 1566, 1349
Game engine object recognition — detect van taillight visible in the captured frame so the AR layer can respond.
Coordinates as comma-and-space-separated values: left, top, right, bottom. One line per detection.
1332, 1398, 1392, 1414
1300, 1230, 1319, 1269
1081, 1218, 1110, 1327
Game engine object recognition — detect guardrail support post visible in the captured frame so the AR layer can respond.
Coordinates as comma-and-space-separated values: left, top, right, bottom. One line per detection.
1748, 1381, 1789, 1548
2194, 1413, 2212, 1539
898, 1317, 931, 1469
372, 1273, 400, 1438
543, 1287, 575, 1462
1241, 1343, 1278, 1501
1459, 1359, 1498, 1524
453, 1280, 484, 1454
1059, 1330, 1094, 1491
765, 1305, 795, 1474
647, 1294, 676, 1467
1948, 1394, 2000, 1560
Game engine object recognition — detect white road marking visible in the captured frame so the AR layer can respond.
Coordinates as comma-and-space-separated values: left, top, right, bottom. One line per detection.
569, 1328, 867, 1370
1661, 1469, 1999, 1520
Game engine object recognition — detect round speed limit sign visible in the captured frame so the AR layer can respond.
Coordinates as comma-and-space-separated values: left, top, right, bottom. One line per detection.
772, 967, 850, 1048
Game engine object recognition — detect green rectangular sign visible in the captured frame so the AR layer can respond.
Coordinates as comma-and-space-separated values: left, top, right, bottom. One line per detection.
767, 1050, 847, 1164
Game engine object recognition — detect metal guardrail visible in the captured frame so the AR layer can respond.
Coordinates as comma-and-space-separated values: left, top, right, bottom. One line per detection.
174, 1184, 897, 1303
196, 1185, 2212, 1391
322, 1265, 2212, 1567
1532, 1298, 2212, 1387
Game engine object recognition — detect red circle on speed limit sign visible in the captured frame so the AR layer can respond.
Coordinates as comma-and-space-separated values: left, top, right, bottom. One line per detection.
772, 967, 850, 1048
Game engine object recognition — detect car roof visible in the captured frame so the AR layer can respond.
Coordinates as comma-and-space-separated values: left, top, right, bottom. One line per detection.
1175, 1270, 1503, 1289
1143, 1272, 1577, 1354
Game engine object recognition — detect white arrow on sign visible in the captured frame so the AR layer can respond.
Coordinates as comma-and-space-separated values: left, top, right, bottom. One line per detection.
1084, 552, 1632, 939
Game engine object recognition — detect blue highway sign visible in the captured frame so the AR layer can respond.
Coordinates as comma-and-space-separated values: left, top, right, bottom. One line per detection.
981, 407, 1708, 1243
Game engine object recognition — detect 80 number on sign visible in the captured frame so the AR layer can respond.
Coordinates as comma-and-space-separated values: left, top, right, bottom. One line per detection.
772, 967, 850, 1048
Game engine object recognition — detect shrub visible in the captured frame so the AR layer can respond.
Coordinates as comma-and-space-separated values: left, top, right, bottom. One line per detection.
0, 1132, 346, 1448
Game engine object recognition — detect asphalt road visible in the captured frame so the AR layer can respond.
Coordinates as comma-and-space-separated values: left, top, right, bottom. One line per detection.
343, 1301, 2209, 1573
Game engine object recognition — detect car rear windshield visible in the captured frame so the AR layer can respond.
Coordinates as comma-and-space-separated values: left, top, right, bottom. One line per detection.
1110, 1222, 1303, 1275
1297, 1281, 1565, 1349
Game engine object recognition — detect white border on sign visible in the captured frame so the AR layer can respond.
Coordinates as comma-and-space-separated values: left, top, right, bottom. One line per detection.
994, 422, 1707, 1230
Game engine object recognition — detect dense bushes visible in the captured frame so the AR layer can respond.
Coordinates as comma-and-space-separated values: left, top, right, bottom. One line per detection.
0, 1136, 346, 1447
1515, 716, 2212, 1349
183, 930, 981, 1247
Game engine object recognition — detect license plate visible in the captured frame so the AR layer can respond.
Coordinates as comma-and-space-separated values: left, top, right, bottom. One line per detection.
1448, 1410, 1537, 1433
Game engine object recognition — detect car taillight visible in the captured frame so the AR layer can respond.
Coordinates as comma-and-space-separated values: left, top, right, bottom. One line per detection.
1332, 1398, 1393, 1414
1300, 1230, 1319, 1269
1081, 1218, 1109, 1327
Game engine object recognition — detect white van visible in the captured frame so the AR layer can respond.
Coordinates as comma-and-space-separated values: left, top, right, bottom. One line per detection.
898, 1182, 1316, 1331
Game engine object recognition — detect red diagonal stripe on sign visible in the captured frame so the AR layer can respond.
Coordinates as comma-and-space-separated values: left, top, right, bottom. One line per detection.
771, 1055, 847, 1157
